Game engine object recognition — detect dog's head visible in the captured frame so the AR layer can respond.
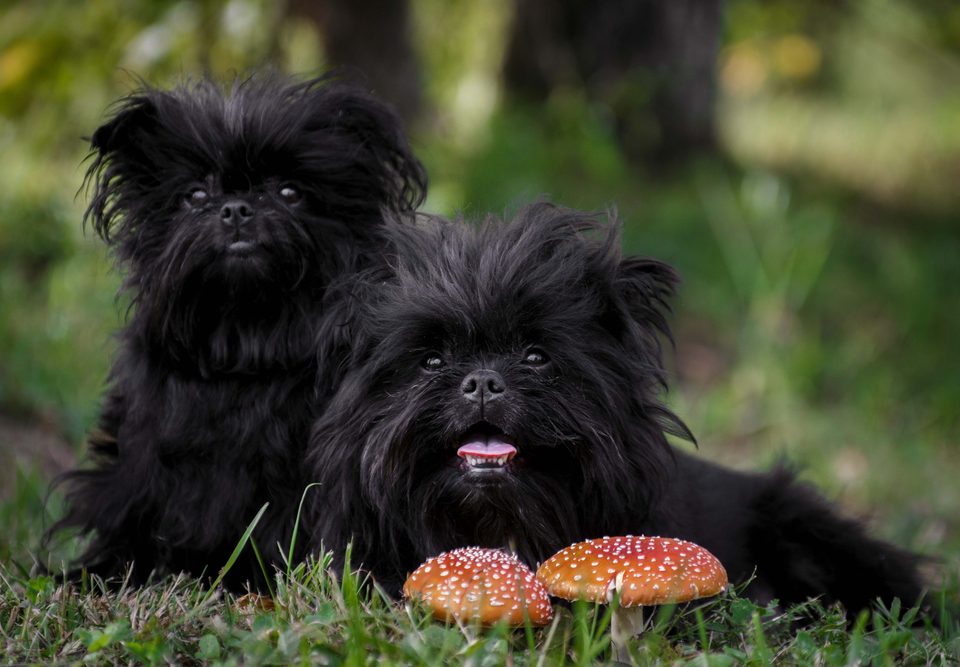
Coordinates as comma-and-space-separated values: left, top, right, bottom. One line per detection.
313, 203, 690, 573
86, 72, 425, 369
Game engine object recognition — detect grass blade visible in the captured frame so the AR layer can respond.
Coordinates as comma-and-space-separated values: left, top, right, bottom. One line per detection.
205, 501, 269, 597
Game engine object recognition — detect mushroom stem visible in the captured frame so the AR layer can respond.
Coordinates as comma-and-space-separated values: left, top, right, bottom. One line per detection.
610, 605, 646, 663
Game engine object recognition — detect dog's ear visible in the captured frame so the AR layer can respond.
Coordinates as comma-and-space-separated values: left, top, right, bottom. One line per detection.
84, 95, 161, 243
319, 86, 427, 214
90, 96, 158, 155
605, 255, 694, 440
597, 250, 678, 374
609, 256, 678, 349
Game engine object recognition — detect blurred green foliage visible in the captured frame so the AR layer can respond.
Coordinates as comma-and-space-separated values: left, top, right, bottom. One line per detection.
720, 0, 960, 213
0, 0, 958, 574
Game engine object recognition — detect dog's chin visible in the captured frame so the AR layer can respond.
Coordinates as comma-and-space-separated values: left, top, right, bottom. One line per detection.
204, 243, 272, 282
401, 421, 581, 561
225, 240, 260, 256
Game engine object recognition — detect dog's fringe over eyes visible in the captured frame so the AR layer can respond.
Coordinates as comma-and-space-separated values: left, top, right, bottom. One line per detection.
44, 71, 426, 590
307, 201, 929, 617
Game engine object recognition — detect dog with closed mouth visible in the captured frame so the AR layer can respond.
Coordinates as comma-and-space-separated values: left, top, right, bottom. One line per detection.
307, 202, 927, 614
47, 73, 426, 589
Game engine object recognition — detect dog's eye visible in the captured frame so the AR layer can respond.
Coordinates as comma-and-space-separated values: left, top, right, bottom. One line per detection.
421, 353, 445, 371
522, 348, 549, 365
186, 188, 209, 206
279, 185, 301, 204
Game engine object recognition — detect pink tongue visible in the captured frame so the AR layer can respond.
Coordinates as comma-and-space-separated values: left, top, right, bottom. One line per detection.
457, 438, 517, 460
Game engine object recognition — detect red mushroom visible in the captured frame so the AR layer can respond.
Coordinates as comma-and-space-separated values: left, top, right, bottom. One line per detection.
537, 536, 727, 659
403, 547, 553, 626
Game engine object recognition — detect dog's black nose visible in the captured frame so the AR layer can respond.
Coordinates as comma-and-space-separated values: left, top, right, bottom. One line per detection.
461, 369, 506, 403
220, 200, 255, 227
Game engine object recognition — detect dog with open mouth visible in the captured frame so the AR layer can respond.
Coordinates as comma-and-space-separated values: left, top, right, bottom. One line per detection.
307, 202, 927, 614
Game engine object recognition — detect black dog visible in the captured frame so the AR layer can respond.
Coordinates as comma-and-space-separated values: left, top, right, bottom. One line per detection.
47, 73, 426, 589
307, 203, 926, 614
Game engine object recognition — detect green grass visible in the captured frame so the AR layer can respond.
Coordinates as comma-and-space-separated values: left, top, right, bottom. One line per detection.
2, 460, 956, 664
2, 551, 956, 665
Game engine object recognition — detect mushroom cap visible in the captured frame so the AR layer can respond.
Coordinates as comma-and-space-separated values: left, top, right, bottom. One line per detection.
536, 536, 728, 607
403, 547, 554, 626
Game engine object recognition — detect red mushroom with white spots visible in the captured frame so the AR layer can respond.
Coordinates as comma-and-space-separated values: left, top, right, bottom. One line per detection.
536, 536, 727, 659
403, 547, 554, 627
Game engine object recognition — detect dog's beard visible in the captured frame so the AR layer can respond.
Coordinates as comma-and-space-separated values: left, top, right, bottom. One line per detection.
147, 210, 318, 300
131, 207, 346, 374
372, 431, 584, 567
409, 465, 582, 566
352, 380, 670, 572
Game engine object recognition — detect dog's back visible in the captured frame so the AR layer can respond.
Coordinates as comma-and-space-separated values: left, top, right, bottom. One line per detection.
659, 451, 927, 611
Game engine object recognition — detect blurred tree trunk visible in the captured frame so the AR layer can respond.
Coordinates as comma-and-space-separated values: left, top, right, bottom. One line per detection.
503, 0, 725, 166
290, 0, 422, 126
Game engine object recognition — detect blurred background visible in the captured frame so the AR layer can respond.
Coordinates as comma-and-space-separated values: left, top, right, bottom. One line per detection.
0, 0, 957, 579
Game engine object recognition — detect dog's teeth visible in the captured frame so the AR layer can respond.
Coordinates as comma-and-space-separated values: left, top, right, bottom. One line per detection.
462, 453, 512, 468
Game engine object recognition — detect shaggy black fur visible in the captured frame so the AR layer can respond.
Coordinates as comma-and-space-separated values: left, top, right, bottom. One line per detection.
47, 73, 426, 589
307, 203, 927, 614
